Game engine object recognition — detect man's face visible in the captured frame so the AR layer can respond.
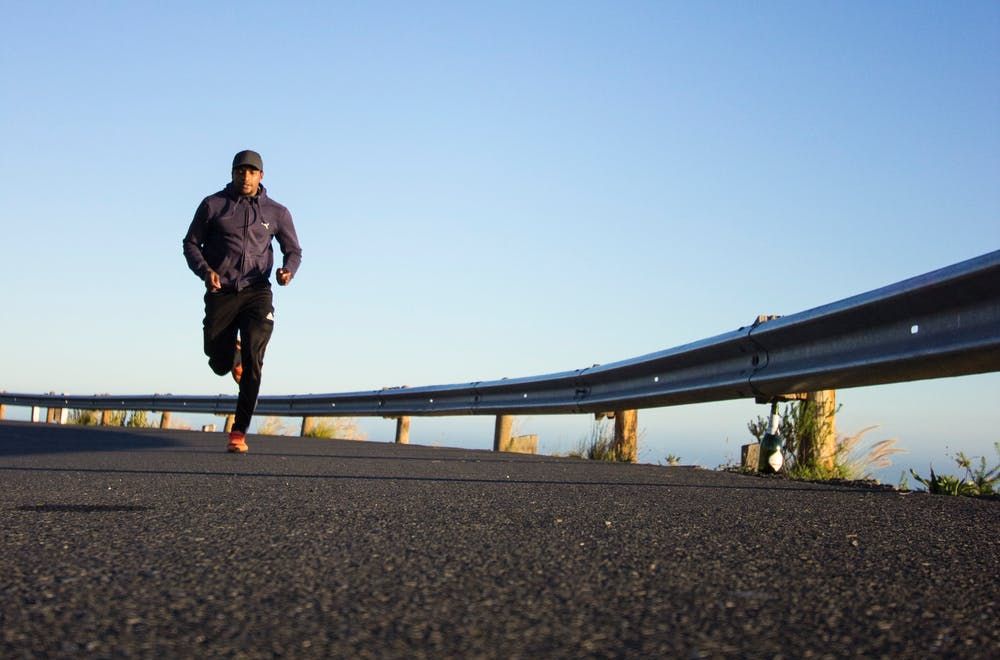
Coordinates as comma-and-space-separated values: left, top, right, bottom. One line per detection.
232, 165, 263, 197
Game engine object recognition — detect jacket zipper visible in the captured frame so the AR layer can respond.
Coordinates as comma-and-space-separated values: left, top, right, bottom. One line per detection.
239, 199, 250, 291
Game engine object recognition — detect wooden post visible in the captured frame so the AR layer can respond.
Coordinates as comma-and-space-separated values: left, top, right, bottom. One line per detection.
301, 417, 316, 437
493, 415, 513, 452
810, 390, 837, 470
159, 412, 172, 430
742, 443, 761, 471
394, 416, 410, 444
613, 409, 638, 462
46, 407, 57, 424
0, 404, 5, 420
224, 415, 235, 433
100, 410, 112, 426
31, 407, 41, 423
793, 390, 837, 469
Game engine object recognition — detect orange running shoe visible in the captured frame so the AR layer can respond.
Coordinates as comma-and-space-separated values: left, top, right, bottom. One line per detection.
227, 430, 248, 453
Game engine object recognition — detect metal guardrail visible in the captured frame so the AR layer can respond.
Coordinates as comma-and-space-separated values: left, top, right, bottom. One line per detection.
3, 250, 999, 418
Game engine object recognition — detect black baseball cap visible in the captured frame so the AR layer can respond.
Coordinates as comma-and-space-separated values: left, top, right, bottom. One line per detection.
232, 150, 263, 171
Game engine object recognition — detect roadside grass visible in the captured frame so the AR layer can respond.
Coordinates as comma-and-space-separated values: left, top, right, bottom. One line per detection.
256, 416, 292, 436
68, 410, 99, 425
786, 427, 905, 481
909, 442, 999, 497
68, 410, 156, 428
567, 419, 633, 462
303, 418, 366, 441
254, 416, 365, 440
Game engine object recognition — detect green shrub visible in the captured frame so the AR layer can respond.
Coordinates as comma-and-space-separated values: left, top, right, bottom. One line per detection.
125, 411, 155, 428
748, 404, 903, 481
68, 410, 99, 425
748, 400, 840, 470
910, 443, 999, 497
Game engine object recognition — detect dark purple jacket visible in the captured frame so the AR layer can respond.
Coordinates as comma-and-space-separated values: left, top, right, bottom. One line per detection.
183, 183, 302, 292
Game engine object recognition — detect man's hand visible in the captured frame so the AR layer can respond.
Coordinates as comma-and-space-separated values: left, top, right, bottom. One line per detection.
204, 269, 221, 292
276, 268, 293, 286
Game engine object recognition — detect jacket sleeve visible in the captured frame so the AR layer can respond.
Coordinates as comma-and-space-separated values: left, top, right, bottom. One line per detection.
275, 207, 303, 276
182, 199, 212, 279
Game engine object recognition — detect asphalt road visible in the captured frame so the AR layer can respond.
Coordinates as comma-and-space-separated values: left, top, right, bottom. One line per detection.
1, 421, 997, 658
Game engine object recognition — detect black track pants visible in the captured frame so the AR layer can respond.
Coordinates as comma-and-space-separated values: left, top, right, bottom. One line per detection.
202, 284, 274, 433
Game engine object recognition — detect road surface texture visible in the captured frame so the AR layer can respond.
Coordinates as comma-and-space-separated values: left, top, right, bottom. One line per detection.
1, 421, 997, 658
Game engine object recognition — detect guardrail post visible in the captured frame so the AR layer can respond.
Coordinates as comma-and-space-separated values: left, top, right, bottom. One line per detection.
31, 407, 40, 423
803, 390, 837, 470
493, 415, 513, 451
46, 407, 57, 424
301, 417, 316, 437
224, 415, 235, 433
394, 416, 410, 444
0, 404, 5, 420
613, 409, 638, 462
101, 410, 112, 426
159, 412, 171, 429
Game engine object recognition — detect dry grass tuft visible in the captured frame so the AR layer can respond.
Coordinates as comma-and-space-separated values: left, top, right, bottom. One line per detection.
835, 426, 906, 479
305, 418, 367, 441
257, 416, 292, 436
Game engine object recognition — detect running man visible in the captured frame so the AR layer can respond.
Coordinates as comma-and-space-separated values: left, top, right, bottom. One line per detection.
182, 150, 302, 452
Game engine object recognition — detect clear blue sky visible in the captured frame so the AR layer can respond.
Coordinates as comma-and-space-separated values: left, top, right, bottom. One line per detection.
2, 1, 998, 481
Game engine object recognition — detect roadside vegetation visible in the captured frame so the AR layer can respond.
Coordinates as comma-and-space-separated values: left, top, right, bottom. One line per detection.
907, 443, 999, 497
304, 418, 365, 440
68, 410, 156, 428
256, 416, 291, 436
747, 401, 903, 481
255, 416, 366, 441
567, 419, 637, 462
68, 410, 99, 425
